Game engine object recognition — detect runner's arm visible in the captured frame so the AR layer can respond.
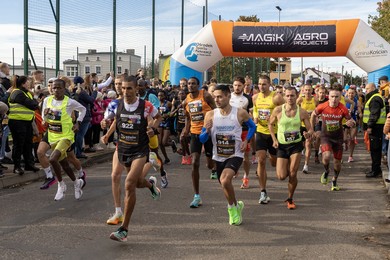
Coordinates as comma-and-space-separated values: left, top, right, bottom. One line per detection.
268, 106, 279, 143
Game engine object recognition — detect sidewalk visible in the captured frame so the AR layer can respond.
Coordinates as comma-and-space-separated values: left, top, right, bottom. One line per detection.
0, 147, 114, 189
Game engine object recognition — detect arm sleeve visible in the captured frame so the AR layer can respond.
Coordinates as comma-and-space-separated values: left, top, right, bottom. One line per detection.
104, 100, 118, 120
41, 97, 48, 119
244, 118, 256, 140
199, 127, 209, 144
97, 76, 113, 90
68, 99, 87, 122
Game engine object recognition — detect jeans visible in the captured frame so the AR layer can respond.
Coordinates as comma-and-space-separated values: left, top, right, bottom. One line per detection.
75, 119, 91, 157
0, 125, 10, 159
382, 134, 388, 155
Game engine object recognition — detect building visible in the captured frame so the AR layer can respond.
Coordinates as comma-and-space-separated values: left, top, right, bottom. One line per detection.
269, 60, 292, 85
66, 49, 141, 78
303, 67, 331, 85
9, 59, 61, 87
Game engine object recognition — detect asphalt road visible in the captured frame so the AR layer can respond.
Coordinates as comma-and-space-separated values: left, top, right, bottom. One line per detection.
0, 143, 389, 259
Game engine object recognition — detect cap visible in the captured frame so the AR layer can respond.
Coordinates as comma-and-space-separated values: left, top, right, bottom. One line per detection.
73, 76, 84, 85
48, 77, 57, 83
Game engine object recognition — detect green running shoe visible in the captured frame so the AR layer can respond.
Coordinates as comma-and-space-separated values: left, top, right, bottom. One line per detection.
331, 183, 340, 191
110, 226, 128, 242
210, 171, 218, 180
320, 172, 329, 185
228, 207, 237, 225
235, 201, 244, 225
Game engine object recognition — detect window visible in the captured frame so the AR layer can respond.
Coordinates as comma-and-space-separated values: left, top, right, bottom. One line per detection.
118, 56, 122, 61
276, 64, 286, 72
85, 57, 89, 61
66, 66, 77, 77
96, 56, 100, 61
96, 66, 101, 74
117, 66, 122, 74
85, 66, 90, 74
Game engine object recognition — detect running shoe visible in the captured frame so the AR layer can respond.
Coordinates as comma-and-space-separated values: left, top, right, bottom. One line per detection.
348, 156, 354, 163
186, 156, 192, 165
302, 164, 309, 174
110, 226, 128, 242
107, 213, 124, 225
149, 152, 161, 172
181, 156, 186, 165
74, 179, 84, 200
320, 172, 329, 185
210, 171, 218, 180
228, 207, 237, 225
285, 199, 296, 210
240, 177, 249, 189
40, 177, 57, 190
235, 201, 244, 225
79, 171, 87, 188
161, 171, 168, 189
171, 140, 177, 153
258, 191, 270, 204
164, 158, 171, 165
331, 182, 340, 191
189, 195, 202, 208
54, 182, 67, 201
149, 176, 161, 200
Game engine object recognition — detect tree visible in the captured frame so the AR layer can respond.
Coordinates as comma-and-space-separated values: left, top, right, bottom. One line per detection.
368, 0, 390, 42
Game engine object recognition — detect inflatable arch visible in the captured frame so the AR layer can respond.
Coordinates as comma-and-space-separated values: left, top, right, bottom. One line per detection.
170, 19, 390, 85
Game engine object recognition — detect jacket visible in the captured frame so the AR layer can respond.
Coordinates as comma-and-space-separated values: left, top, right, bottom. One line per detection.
364, 89, 385, 129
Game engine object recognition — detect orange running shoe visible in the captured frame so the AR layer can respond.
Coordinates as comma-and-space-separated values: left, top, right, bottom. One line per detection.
240, 177, 249, 189
285, 199, 296, 210
181, 156, 186, 165
186, 156, 192, 165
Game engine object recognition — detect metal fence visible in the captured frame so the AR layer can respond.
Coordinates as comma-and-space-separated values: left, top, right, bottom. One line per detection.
23, 0, 219, 80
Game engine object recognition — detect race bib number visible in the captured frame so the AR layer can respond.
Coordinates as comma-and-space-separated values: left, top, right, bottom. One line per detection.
119, 131, 139, 145
188, 100, 203, 114
47, 109, 62, 121
48, 123, 62, 134
216, 134, 235, 157
326, 120, 340, 132
284, 131, 300, 143
258, 109, 270, 120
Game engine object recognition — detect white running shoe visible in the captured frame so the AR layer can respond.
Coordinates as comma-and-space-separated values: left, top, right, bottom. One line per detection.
302, 164, 309, 174
149, 152, 161, 172
94, 144, 104, 151
258, 191, 270, 204
74, 179, 84, 200
54, 182, 67, 201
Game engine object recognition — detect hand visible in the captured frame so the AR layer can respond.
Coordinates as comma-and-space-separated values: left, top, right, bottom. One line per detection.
303, 131, 312, 140
100, 119, 108, 129
272, 139, 279, 149
204, 120, 213, 133
346, 119, 356, 128
366, 128, 372, 135
180, 130, 189, 142
72, 122, 79, 133
240, 139, 248, 152
110, 71, 114, 78
101, 135, 109, 145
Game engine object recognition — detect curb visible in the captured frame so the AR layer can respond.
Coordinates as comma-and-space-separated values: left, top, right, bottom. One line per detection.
0, 150, 114, 189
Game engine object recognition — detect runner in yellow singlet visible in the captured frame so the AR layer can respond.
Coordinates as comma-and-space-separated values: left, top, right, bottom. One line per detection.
252, 75, 284, 204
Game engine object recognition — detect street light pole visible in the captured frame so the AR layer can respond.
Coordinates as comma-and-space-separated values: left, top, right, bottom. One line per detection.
276, 6, 282, 85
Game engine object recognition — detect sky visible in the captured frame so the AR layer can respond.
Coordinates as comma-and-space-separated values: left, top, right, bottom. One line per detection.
0, 0, 381, 78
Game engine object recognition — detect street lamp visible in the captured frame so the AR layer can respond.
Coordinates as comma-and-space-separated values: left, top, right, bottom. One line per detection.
341, 61, 349, 86
351, 69, 355, 85
276, 6, 282, 85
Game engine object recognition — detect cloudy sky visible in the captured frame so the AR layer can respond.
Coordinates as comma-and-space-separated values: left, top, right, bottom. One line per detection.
0, 0, 380, 77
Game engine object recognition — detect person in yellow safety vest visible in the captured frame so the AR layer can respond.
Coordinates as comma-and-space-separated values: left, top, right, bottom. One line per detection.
38, 79, 87, 201
8, 75, 39, 175
363, 83, 386, 178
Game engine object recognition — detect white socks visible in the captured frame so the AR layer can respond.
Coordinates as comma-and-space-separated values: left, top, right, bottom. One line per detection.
115, 207, 123, 215
43, 167, 53, 179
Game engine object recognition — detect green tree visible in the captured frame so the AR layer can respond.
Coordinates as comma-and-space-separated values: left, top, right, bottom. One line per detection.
368, 0, 390, 42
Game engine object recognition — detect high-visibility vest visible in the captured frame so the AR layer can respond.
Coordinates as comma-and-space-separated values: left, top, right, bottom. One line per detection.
363, 93, 386, 124
8, 89, 35, 121
46, 96, 74, 143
